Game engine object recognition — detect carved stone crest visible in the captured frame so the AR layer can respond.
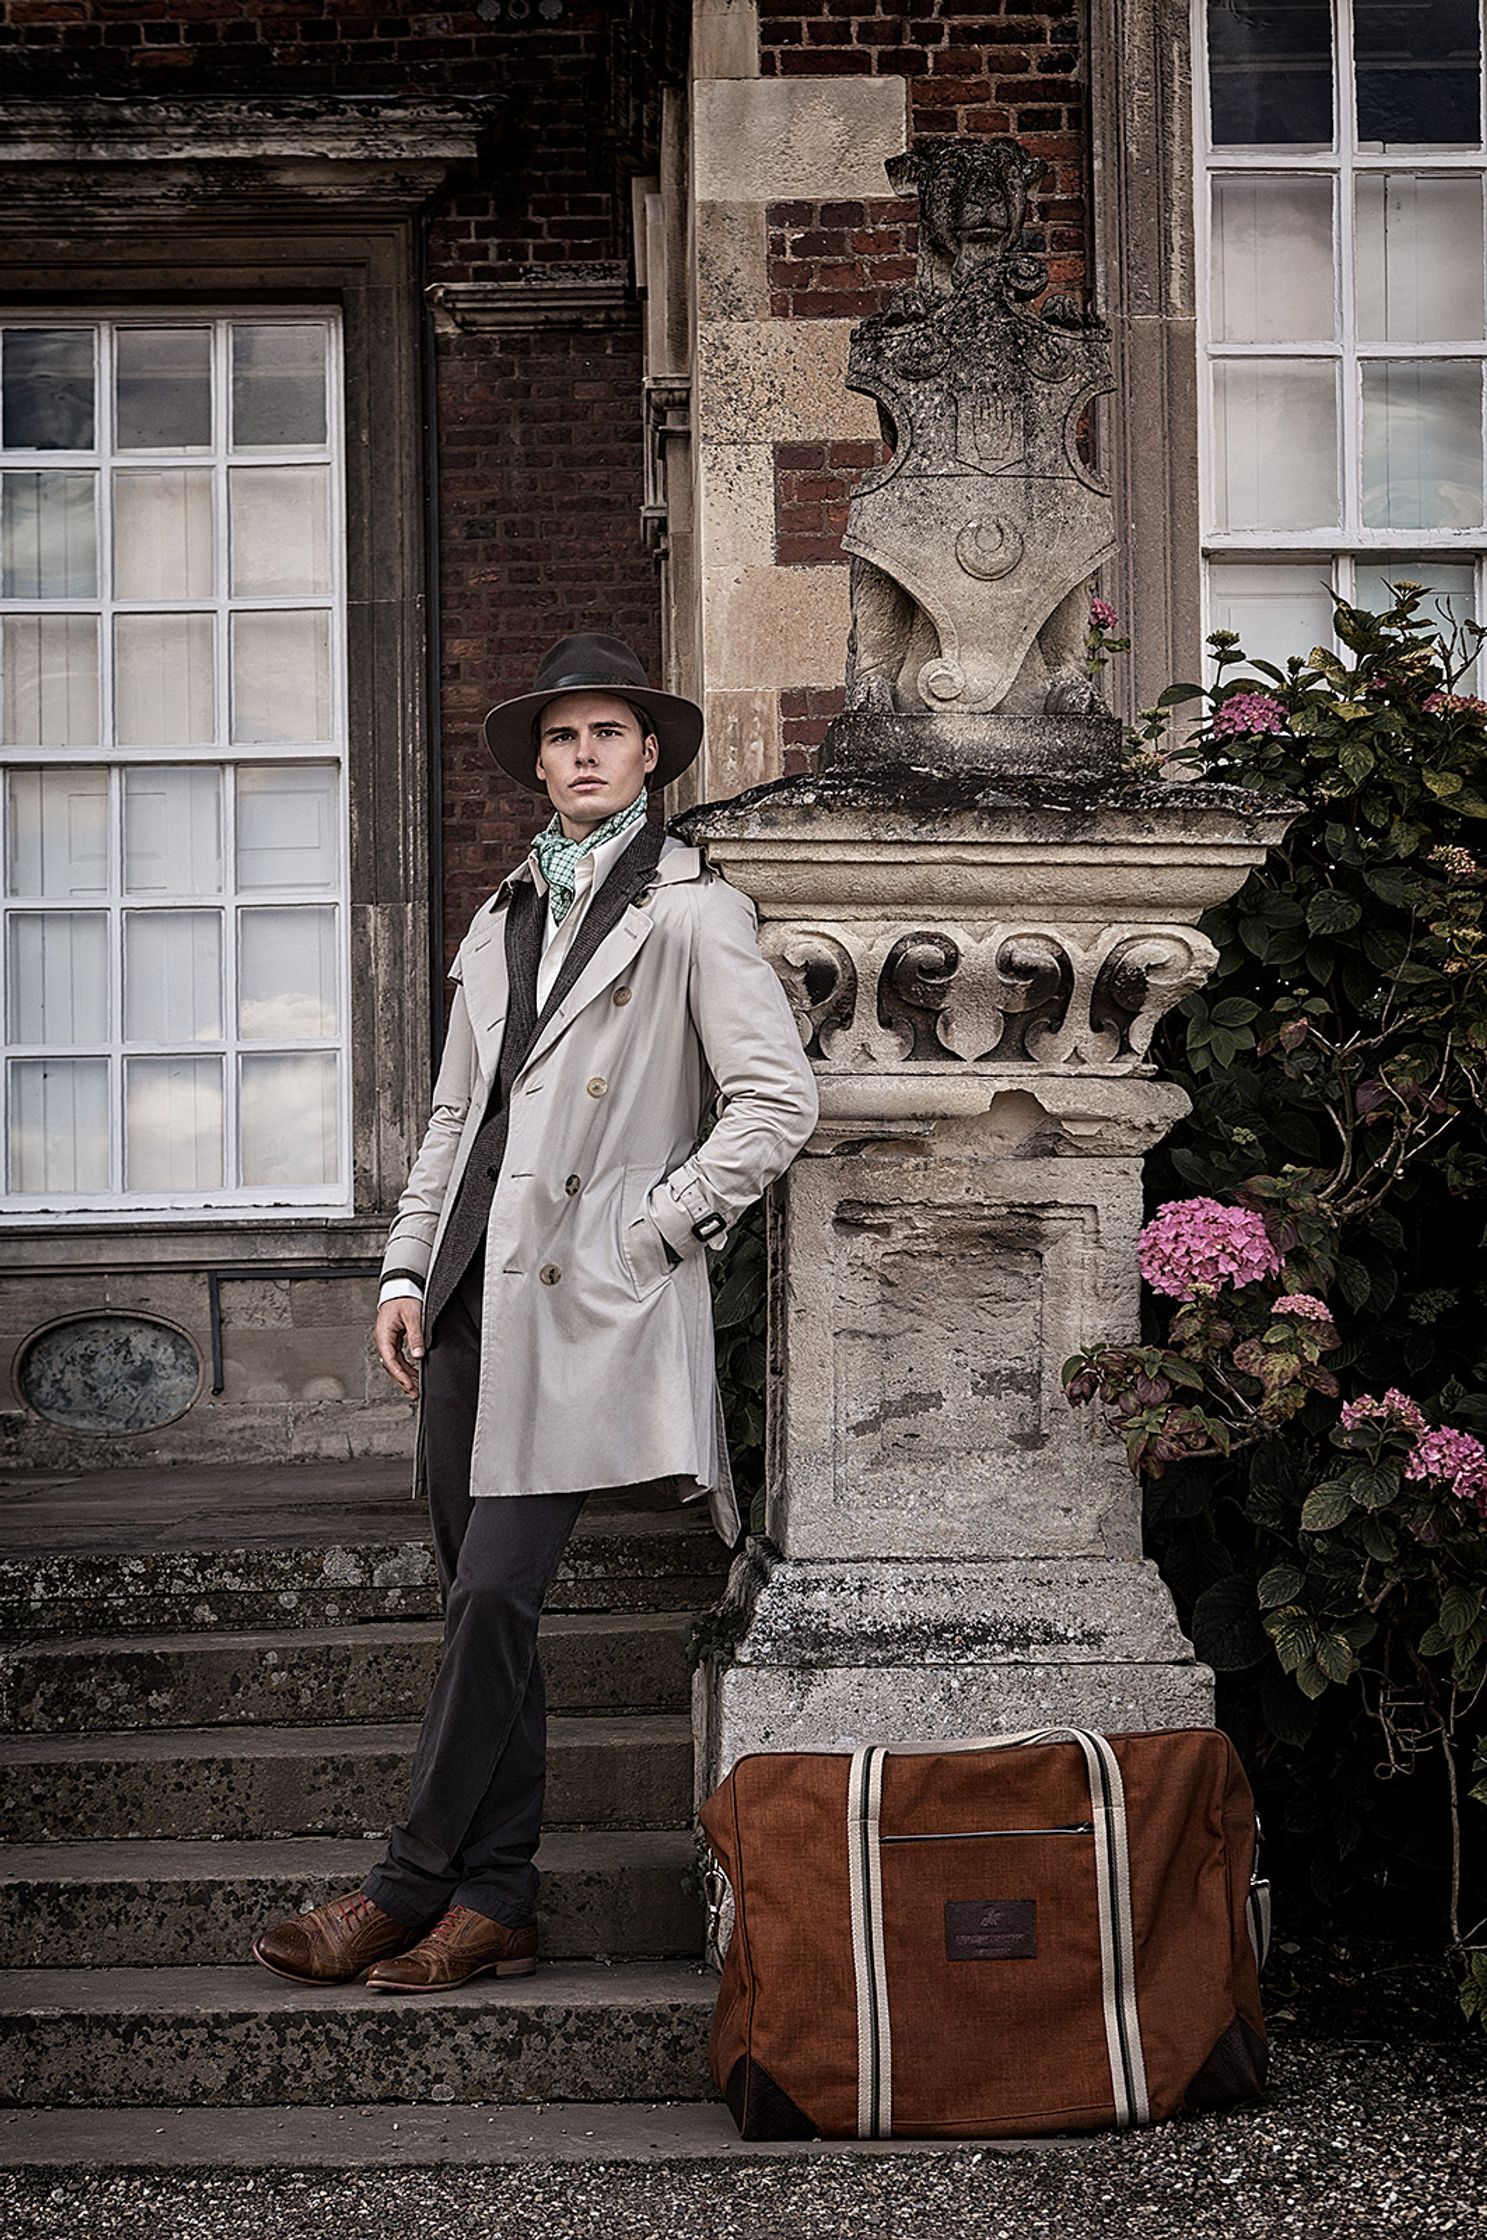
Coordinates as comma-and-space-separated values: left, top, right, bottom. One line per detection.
843, 139, 1116, 724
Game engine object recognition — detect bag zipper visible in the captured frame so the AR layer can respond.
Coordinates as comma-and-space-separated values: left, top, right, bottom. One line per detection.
879, 1821, 1096, 1844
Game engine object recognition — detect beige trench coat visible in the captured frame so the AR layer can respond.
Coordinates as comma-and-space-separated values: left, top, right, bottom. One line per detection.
381, 836, 819, 1542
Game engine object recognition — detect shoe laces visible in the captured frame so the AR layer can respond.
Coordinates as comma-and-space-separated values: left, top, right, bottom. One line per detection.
428, 1906, 470, 1943
331, 1891, 377, 1924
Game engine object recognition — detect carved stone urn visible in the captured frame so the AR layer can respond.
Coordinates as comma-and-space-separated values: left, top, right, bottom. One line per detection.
677, 762, 1293, 1795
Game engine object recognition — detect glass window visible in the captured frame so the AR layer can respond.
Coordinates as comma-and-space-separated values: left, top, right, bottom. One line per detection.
0, 314, 346, 1213
1203, 7, 1487, 671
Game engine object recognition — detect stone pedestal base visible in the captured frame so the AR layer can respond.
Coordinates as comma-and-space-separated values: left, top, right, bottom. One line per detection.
693, 1547, 1212, 1797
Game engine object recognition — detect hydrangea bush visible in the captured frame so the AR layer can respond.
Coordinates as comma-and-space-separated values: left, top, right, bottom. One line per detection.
1066, 589, 1487, 2024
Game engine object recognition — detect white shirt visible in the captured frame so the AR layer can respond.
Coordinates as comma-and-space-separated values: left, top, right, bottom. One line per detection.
379, 805, 647, 1309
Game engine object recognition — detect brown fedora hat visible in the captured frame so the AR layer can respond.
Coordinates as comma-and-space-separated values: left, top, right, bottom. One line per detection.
482, 632, 704, 793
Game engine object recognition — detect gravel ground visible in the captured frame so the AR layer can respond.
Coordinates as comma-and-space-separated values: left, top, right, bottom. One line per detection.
3, 2025, 1486, 2240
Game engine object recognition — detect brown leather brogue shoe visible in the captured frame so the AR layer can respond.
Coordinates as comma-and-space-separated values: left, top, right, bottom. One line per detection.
364, 1904, 538, 1993
252, 1890, 422, 1985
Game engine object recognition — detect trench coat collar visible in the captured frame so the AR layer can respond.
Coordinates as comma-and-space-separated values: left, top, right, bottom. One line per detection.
460, 831, 705, 1079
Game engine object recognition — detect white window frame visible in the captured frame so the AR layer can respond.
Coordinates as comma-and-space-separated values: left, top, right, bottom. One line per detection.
1196, 0, 1487, 640
0, 307, 352, 1224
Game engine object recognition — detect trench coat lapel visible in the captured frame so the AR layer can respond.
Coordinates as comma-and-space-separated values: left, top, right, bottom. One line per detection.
517, 815, 667, 1078
459, 896, 516, 1083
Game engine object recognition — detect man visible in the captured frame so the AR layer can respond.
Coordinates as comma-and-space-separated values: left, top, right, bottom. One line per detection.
251, 634, 818, 1993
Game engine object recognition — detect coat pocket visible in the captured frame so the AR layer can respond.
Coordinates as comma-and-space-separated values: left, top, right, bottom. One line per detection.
619, 1165, 676, 1299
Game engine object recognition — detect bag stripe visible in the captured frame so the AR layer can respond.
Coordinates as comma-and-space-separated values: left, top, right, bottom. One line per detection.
846, 1745, 889, 2135
846, 1728, 1150, 2137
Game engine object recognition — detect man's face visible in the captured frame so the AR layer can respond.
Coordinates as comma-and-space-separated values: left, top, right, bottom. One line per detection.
534, 691, 658, 837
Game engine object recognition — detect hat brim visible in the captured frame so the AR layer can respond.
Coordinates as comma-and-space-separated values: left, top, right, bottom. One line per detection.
482, 683, 704, 793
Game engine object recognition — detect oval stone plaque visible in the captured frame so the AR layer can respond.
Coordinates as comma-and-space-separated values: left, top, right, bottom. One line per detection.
18, 1315, 201, 1434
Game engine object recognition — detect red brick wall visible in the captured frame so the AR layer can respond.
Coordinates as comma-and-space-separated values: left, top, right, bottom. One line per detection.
0, 2, 662, 967
436, 323, 660, 953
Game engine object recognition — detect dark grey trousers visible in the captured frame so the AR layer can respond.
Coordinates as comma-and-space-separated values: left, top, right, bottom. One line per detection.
362, 1247, 587, 1930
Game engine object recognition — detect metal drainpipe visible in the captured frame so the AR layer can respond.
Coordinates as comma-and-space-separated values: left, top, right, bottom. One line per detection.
418, 202, 447, 1074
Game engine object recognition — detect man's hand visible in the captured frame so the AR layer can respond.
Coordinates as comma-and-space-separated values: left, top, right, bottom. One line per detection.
375, 1297, 426, 1398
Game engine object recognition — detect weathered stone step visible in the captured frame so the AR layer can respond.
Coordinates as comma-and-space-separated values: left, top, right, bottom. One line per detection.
0, 1613, 694, 1734
0, 2101, 988, 2166
1, 1508, 726, 1641
0, 1963, 714, 2108
0, 1715, 693, 1841
0, 1831, 703, 1967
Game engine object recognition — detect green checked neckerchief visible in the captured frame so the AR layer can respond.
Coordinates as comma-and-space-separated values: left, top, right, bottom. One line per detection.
530, 788, 649, 928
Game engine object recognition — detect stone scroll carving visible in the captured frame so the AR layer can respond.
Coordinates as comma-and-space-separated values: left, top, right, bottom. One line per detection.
843, 138, 1115, 722
761, 922, 1217, 1075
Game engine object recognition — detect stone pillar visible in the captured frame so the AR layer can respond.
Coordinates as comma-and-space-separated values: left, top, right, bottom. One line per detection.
681, 764, 1293, 1792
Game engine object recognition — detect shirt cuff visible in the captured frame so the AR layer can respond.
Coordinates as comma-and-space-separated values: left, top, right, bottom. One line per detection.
379, 1277, 425, 1307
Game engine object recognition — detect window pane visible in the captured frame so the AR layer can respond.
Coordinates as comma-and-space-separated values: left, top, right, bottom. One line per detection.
238, 906, 338, 1038
115, 328, 212, 451
2, 615, 99, 746
1361, 361, 1483, 529
235, 764, 338, 892
1208, 560, 1338, 670
125, 1056, 223, 1190
1212, 360, 1339, 530
1356, 0, 1480, 149
1, 329, 94, 451
125, 911, 222, 1043
1356, 175, 1485, 344
229, 467, 331, 596
1208, 0, 1333, 147
6, 767, 108, 898
239, 1051, 337, 1187
113, 469, 213, 601
8, 1058, 108, 1192
123, 765, 221, 896
1354, 553, 1478, 626
114, 614, 215, 748
1212, 175, 1335, 341
1, 472, 97, 597
230, 610, 330, 743
231, 325, 327, 448
7, 911, 109, 1043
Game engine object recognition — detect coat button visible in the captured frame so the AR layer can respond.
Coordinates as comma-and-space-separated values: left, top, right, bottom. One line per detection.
613, 986, 631, 1006
540, 1263, 562, 1285
565, 1174, 581, 1196
586, 1076, 607, 1098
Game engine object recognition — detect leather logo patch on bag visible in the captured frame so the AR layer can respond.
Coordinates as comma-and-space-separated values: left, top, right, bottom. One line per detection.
944, 1899, 1037, 1961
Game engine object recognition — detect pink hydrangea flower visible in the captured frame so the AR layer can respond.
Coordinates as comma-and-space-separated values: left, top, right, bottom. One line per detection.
1272, 1294, 1333, 1322
1089, 597, 1120, 633
1340, 1389, 1427, 1435
1138, 1197, 1283, 1301
1430, 844, 1479, 880
1212, 691, 1289, 740
1406, 1425, 1487, 1515
1423, 690, 1487, 720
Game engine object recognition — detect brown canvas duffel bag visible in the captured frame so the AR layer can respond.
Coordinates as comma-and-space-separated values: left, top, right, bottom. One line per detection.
699, 1725, 1269, 2140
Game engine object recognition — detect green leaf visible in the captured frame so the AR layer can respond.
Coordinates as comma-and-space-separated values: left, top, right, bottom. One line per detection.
1257, 1563, 1306, 1608
1440, 1584, 1483, 1641
1301, 1485, 1353, 1532
1211, 997, 1261, 1027
1307, 889, 1363, 936
1190, 1574, 1270, 1672
1418, 1623, 1451, 1658
1157, 684, 1206, 707
1352, 1463, 1401, 1511
1295, 1657, 1333, 1699
1314, 1632, 1358, 1685
1425, 767, 1465, 797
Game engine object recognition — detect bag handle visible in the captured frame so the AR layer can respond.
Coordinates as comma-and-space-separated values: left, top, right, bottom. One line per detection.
846, 1728, 1150, 2139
